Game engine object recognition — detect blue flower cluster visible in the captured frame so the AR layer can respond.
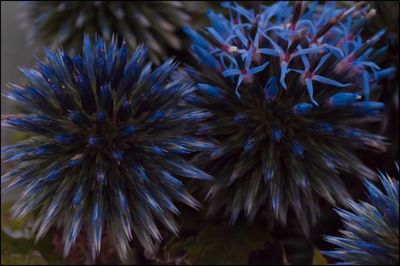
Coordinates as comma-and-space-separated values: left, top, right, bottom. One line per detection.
1, 1, 398, 263
1, 36, 214, 260
183, 1, 394, 232
186, 1, 394, 101
323, 166, 399, 265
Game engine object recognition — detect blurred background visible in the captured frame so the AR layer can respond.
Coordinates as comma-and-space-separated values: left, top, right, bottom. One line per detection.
1, 1, 38, 203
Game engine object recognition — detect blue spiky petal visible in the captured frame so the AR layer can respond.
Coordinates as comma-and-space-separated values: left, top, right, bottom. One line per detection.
322, 167, 399, 265
184, 1, 391, 232
1, 36, 214, 261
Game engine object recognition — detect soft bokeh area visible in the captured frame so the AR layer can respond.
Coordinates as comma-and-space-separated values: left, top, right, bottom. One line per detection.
1, 1, 37, 203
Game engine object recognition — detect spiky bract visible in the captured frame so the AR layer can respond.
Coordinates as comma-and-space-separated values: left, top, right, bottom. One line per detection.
20, 1, 205, 63
1, 36, 214, 260
323, 167, 399, 265
184, 1, 393, 231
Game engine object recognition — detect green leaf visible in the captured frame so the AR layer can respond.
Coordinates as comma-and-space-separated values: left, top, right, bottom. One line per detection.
312, 247, 328, 265
165, 219, 271, 265
1, 231, 47, 265
1, 202, 34, 232
15, 133, 30, 142
35, 234, 63, 265
1, 204, 63, 265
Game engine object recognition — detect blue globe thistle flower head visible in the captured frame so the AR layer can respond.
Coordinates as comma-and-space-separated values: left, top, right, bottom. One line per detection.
184, 1, 393, 232
1, 35, 214, 260
19, 1, 207, 63
323, 165, 399, 265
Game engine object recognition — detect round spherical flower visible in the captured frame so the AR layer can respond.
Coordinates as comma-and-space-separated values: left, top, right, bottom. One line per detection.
1, 36, 214, 260
323, 167, 399, 265
184, 1, 393, 231
19, 1, 206, 63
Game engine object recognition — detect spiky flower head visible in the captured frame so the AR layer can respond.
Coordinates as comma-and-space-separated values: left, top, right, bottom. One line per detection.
20, 1, 206, 63
184, 1, 394, 231
323, 166, 399, 265
1, 36, 214, 260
